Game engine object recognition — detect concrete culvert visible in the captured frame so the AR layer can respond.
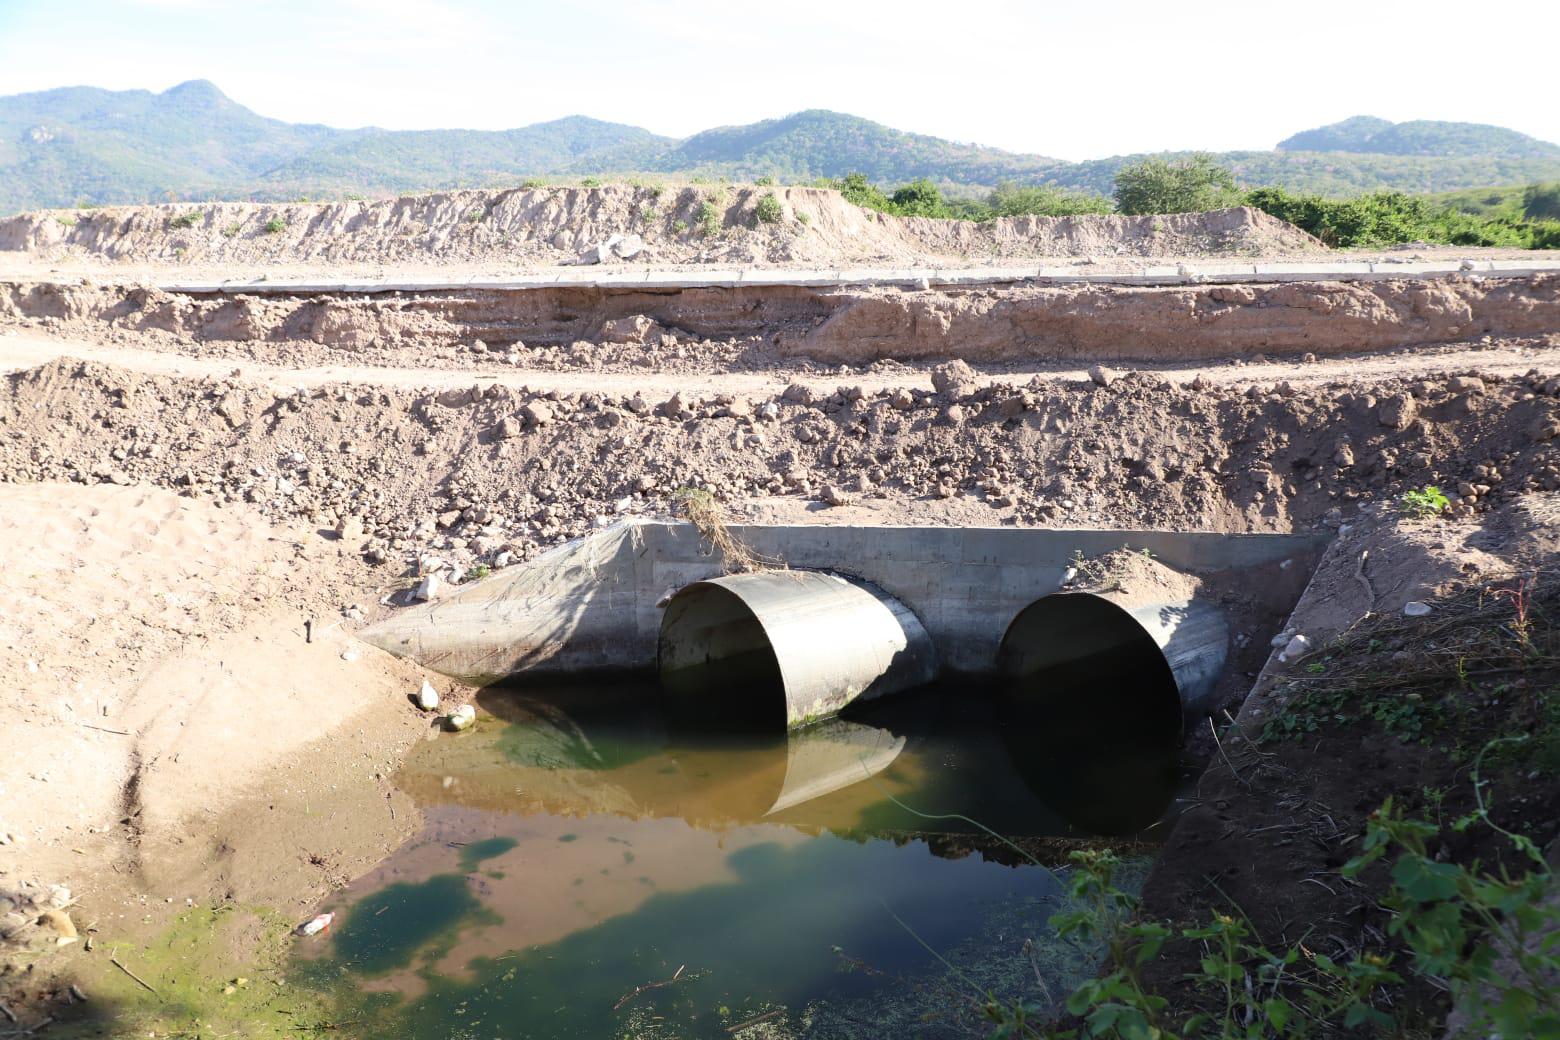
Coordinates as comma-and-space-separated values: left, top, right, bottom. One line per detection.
658, 571, 938, 729
997, 587, 1226, 834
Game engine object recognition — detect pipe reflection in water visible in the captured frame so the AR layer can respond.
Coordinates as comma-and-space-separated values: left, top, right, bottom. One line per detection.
395, 677, 1184, 842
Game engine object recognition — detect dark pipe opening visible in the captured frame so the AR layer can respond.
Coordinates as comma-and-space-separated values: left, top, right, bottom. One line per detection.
997, 593, 1184, 835
657, 584, 786, 732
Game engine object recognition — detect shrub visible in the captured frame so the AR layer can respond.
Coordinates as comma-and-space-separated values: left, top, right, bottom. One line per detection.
696, 199, 722, 236
580, 177, 600, 188
167, 211, 200, 229
1523, 181, 1560, 221
221, 222, 242, 238
520, 178, 545, 189
987, 181, 1113, 217
1246, 186, 1560, 249
1399, 485, 1450, 518
1113, 153, 1241, 215
261, 217, 286, 234
888, 178, 947, 217
754, 192, 783, 224
755, 175, 775, 187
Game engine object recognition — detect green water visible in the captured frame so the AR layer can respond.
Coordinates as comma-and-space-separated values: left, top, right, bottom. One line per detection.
293, 684, 1182, 1038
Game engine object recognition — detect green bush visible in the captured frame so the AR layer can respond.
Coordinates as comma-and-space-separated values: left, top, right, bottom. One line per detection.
1523, 181, 1560, 221
888, 178, 948, 217
1246, 186, 1560, 249
1113, 154, 1242, 215
167, 211, 200, 229
261, 217, 286, 234
695, 200, 721, 236
1399, 485, 1451, 518
988, 181, 1113, 217
753, 192, 783, 224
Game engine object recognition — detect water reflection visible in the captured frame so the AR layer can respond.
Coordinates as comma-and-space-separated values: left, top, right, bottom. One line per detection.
294, 679, 1187, 1038
395, 681, 1183, 842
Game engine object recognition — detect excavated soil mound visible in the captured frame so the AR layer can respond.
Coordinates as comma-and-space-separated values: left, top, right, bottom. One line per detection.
0, 186, 1322, 268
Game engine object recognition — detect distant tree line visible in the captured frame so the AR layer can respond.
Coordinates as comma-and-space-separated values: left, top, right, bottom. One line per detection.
820, 158, 1560, 249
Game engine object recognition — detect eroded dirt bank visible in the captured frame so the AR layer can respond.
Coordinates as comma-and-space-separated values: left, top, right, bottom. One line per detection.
0, 188, 1322, 269
5, 274, 1557, 367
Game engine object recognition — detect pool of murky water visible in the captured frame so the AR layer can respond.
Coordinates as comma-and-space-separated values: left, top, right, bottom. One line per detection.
291, 682, 1187, 1038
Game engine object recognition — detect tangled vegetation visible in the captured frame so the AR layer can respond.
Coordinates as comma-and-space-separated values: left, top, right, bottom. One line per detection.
824, 160, 1560, 247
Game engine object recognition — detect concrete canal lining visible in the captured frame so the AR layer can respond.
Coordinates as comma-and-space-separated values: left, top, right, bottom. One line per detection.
362, 519, 1326, 726
659, 571, 938, 727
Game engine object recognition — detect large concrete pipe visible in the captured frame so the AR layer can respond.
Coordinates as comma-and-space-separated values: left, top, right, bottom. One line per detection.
1000, 589, 1229, 724
658, 571, 938, 728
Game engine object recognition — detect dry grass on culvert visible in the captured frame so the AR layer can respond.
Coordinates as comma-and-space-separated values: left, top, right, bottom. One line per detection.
672, 488, 781, 574
1290, 565, 1559, 696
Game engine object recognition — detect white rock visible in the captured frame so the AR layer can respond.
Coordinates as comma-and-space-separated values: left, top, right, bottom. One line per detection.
1269, 628, 1297, 648
416, 680, 440, 711
413, 574, 442, 602
612, 233, 644, 259
1278, 633, 1311, 662
1403, 600, 1432, 617
445, 704, 476, 731
340, 647, 360, 663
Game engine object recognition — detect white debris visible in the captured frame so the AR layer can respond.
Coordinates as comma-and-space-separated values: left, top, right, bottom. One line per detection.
1269, 628, 1298, 648
295, 912, 334, 937
413, 574, 442, 602
339, 647, 360, 663
1278, 633, 1311, 663
445, 704, 476, 731
416, 680, 440, 711
1403, 600, 1432, 617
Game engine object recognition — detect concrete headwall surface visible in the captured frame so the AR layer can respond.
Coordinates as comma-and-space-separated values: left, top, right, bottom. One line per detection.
361, 520, 1328, 685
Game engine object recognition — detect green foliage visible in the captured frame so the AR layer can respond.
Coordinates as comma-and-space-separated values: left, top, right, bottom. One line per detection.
520, 177, 546, 189
754, 175, 775, 186
1260, 685, 1444, 745
167, 210, 200, 228
753, 192, 783, 224
580, 177, 600, 187
1524, 181, 1560, 221
1246, 186, 1560, 248
53, 214, 76, 227
888, 178, 947, 217
1113, 154, 1242, 215
463, 207, 482, 223
695, 199, 722, 236
987, 181, 1112, 217
1399, 484, 1451, 519
261, 216, 286, 234
221, 222, 242, 238
1000, 796, 1558, 1039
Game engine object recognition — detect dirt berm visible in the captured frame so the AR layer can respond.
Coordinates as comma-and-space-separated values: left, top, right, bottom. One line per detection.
0, 186, 1321, 268
5, 273, 1557, 364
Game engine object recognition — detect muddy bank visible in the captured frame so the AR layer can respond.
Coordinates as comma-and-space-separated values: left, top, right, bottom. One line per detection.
1134, 495, 1560, 1027
5, 274, 1558, 366
0, 186, 1322, 269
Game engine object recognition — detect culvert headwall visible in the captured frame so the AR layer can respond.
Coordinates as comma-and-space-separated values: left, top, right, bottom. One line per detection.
361, 520, 1324, 720
658, 571, 938, 728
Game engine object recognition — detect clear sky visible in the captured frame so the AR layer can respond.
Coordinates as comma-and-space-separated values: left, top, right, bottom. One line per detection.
1, 0, 1556, 160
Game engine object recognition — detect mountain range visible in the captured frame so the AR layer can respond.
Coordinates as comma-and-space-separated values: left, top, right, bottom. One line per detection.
4, 80, 1560, 213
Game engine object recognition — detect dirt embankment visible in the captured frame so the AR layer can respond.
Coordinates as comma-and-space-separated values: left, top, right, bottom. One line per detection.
4, 275, 1558, 367
2, 357, 1557, 584
1137, 495, 1560, 1025
0, 186, 1323, 269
